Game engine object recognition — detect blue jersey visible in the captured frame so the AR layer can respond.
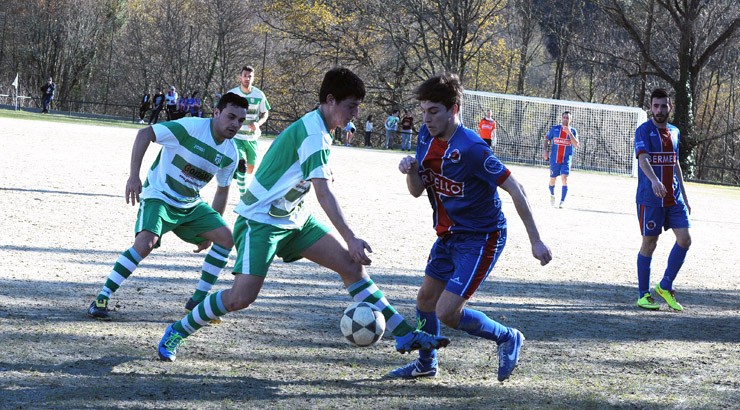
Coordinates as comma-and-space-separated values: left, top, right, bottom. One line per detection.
547, 125, 577, 165
415, 123, 510, 236
634, 120, 683, 207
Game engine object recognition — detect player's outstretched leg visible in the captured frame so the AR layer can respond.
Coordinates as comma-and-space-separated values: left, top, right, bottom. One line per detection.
185, 243, 233, 324
347, 277, 450, 353
158, 290, 230, 361
456, 307, 523, 381
88, 247, 143, 320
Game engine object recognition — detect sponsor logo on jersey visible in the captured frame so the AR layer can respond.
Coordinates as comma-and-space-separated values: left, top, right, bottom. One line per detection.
183, 164, 210, 181
193, 144, 206, 153
215, 154, 223, 165
484, 156, 504, 175
649, 152, 676, 165
447, 149, 461, 163
421, 169, 464, 197
554, 137, 572, 146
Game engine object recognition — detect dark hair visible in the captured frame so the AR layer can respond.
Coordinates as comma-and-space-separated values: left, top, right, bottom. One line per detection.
414, 72, 463, 110
650, 88, 670, 102
562, 111, 571, 116
367, 114, 373, 121
241, 65, 255, 74
319, 67, 366, 104
216, 92, 249, 111
192, 91, 199, 98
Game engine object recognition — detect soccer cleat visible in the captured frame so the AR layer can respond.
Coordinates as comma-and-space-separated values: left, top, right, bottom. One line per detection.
559, 201, 565, 208
158, 324, 186, 362
497, 328, 524, 382
395, 330, 450, 354
387, 358, 438, 379
184, 297, 221, 324
636, 292, 660, 310
655, 284, 683, 311
87, 298, 111, 320
550, 195, 556, 207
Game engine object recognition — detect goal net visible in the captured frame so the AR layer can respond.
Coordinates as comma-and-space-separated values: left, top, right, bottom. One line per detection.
461, 90, 648, 176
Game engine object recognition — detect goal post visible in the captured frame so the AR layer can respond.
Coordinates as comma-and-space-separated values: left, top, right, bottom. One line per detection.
461, 90, 648, 176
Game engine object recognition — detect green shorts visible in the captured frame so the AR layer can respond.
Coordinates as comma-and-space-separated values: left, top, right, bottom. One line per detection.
232, 214, 330, 277
234, 138, 258, 167
135, 198, 228, 248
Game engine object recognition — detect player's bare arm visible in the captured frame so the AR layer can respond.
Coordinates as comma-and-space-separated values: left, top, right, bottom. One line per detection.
210, 185, 230, 216
566, 127, 580, 148
126, 127, 156, 205
675, 162, 691, 214
543, 138, 550, 160
500, 175, 552, 266
250, 111, 269, 131
399, 155, 425, 197
637, 153, 667, 198
312, 177, 372, 265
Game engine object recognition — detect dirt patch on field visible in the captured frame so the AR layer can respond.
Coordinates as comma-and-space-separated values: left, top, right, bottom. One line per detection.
0, 117, 738, 409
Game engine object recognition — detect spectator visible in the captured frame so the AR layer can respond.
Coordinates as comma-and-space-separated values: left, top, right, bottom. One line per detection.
177, 93, 188, 117
364, 114, 374, 147
400, 110, 415, 151
40, 77, 55, 114
478, 109, 497, 149
138, 91, 152, 124
344, 121, 356, 146
384, 110, 400, 149
165, 86, 178, 120
188, 91, 203, 117
148, 88, 165, 125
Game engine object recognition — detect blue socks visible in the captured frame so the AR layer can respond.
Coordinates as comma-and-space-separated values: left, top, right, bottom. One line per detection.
456, 307, 511, 344
561, 186, 568, 201
637, 253, 652, 297
548, 185, 555, 196
660, 243, 688, 291
417, 309, 440, 362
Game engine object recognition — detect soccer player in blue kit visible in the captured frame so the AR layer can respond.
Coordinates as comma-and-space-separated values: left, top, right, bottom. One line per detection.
391, 73, 552, 381
634, 88, 692, 311
543, 112, 579, 208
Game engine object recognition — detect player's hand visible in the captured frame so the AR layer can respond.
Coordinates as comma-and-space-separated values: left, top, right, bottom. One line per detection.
398, 156, 418, 174
651, 179, 667, 198
347, 237, 372, 265
248, 123, 258, 131
193, 240, 212, 253
532, 240, 552, 266
542, 152, 548, 161
125, 176, 143, 205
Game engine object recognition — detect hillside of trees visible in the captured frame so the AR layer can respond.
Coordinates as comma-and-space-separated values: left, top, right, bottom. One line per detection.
0, 0, 737, 183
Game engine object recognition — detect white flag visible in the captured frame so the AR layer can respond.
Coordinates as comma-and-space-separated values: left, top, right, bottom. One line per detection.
11, 73, 18, 88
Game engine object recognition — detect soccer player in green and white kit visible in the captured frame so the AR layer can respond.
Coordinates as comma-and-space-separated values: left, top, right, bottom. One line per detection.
228, 65, 270, 195
87, 92, 249, 320
157, 68, 451, 362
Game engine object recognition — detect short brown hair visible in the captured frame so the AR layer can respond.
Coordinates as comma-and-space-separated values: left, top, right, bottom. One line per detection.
414, 73, 463, 110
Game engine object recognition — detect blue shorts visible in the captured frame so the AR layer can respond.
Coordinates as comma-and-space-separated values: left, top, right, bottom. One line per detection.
637, 203, 690, 236
550, 162, 571, 177
425, 230, 507, 299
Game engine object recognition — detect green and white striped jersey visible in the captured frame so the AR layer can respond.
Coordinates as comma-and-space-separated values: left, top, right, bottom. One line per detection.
235, 109, 332, 228
227, 86, 270, 141
143, 118, 238, 209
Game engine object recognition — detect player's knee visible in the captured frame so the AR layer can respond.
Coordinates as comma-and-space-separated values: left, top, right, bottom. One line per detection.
436, 309, 460, 328
223, 292, 255, 311
677, 236, 691, 250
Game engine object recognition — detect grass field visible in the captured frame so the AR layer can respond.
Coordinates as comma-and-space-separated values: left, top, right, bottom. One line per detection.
0, 114, 738, 409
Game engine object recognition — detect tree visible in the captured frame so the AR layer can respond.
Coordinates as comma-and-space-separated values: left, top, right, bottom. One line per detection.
598, 0, 740, 176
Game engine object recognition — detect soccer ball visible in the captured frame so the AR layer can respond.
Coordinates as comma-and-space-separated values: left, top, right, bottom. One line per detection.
340, 302, 386, 347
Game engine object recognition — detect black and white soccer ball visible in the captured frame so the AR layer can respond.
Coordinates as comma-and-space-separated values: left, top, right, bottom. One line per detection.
340, 302, 386, 347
